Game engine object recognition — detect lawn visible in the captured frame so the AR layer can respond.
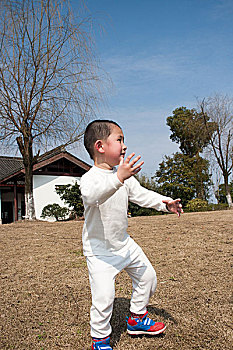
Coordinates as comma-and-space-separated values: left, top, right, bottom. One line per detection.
0, 210, 232, 349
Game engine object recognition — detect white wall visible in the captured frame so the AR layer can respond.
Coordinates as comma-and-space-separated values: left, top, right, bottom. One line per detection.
33, 175, 80, 221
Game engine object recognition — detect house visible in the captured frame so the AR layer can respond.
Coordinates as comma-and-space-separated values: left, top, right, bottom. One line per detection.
0, 148, 90, 224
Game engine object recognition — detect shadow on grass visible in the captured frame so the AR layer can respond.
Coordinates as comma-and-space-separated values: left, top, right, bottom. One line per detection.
111, 297, 177, 345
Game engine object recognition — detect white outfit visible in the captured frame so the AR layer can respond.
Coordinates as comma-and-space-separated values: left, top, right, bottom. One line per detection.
80, 166, 171, 338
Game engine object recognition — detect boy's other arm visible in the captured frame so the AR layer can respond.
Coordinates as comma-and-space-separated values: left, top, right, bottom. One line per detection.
128, 176, 173, 212
119, 153, 183, 215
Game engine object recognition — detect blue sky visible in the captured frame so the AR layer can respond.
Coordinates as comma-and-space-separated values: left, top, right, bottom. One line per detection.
75, 0, 233, 176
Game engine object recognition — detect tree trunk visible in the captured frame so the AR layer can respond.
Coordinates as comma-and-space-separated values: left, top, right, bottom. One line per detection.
226, 191, 233, 207
24, 163, 36, 220
194, 154, 206, 200
17, 135, 36, 220
224, 174, 233, 208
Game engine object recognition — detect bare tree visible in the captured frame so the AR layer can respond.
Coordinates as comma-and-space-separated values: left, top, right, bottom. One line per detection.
199, 94, 233, 207
0, 0, 105, 219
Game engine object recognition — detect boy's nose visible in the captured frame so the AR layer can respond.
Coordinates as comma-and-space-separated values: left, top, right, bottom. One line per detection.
123, 143, 127, 151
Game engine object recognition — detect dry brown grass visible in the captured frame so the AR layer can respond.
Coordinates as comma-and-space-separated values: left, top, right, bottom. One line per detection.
0, 210, 232, 349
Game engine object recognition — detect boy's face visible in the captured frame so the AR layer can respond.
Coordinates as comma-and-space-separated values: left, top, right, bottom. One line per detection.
100, 125, 127, 168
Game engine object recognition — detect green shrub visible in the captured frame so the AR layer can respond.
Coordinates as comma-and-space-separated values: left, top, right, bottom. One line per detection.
41, 203, 69, 221
185, 198, 209, 212
55, 182, 84, 218
209, 203, 229, 211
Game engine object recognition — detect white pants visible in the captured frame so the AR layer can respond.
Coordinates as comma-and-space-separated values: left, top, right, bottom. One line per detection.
86, 240, 157, 338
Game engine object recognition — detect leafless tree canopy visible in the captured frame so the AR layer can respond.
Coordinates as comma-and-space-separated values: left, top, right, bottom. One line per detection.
0, 0, 104, 154
0, 0, 106, 220
199, 94, 233, 207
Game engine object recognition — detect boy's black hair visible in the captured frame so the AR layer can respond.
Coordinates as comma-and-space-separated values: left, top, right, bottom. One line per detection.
84, 119, 121, 160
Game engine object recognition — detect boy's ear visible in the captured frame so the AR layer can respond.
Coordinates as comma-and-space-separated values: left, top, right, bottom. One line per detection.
94, 140, 105, 154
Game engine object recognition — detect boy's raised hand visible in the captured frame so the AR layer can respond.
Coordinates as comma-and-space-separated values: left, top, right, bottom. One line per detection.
117, 152, 144, 183
162, 198, 183, 217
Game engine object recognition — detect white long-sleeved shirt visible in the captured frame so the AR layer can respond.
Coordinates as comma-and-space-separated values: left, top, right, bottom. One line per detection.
80, 166, 172, 256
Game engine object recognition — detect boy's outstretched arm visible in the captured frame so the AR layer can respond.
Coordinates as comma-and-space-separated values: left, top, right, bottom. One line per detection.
162, 198, 183, 217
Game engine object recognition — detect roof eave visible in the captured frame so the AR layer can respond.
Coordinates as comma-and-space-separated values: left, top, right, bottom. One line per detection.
0, 169, 25, 184
33, 151, 91, 171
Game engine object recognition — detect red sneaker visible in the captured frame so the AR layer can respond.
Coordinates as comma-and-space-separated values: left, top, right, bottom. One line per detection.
91, 336, 112, 349
126, 311, 166, 335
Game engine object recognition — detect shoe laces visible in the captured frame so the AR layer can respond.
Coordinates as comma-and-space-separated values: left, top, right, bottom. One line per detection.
127, 311, 155, 326
127, 311, 148, 321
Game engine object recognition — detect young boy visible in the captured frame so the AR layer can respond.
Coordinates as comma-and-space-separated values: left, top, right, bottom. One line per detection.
80, 120, 183, 350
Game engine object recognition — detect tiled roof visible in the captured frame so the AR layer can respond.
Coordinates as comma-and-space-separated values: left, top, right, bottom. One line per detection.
0, 147, 66, 181
0, 157, 24, 181
0, 147, 90, 182
37, 146, 67, 163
